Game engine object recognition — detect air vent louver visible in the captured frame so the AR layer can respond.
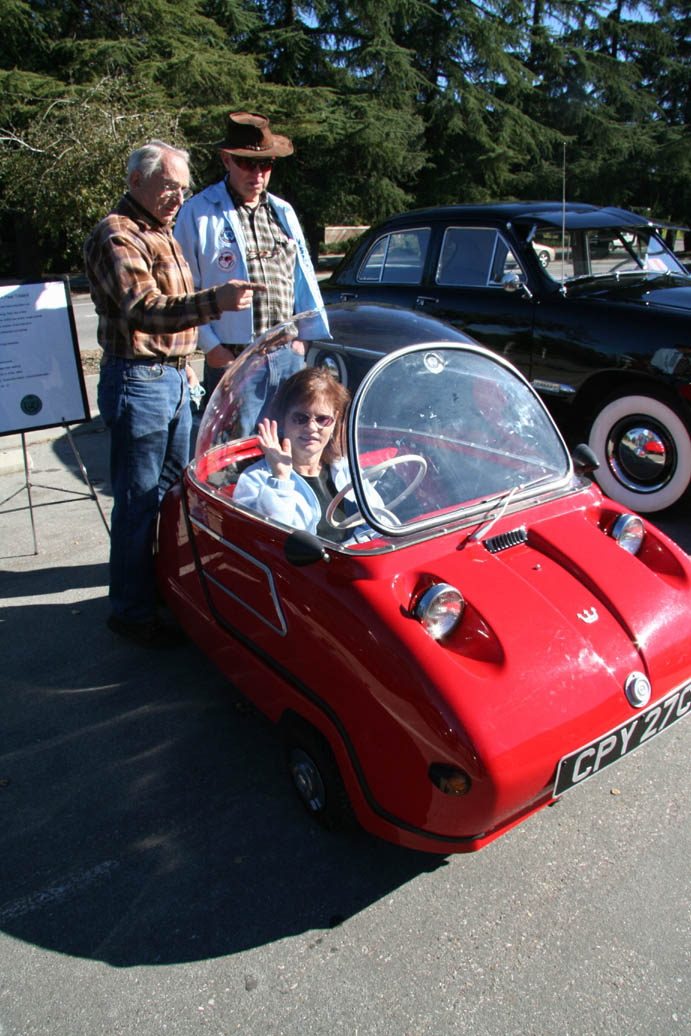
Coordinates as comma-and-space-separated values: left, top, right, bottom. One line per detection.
483, 526, 528, 553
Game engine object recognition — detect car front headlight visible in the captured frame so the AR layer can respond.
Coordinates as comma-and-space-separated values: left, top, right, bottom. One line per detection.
413, 583, 465, 640
611, 513, 645, 555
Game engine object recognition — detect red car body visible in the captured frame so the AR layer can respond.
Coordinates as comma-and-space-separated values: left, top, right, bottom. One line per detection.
156, 307, 691, 853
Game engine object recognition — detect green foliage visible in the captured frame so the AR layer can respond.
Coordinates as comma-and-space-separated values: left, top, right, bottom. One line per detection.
0, 0, 689, 273
0, 77, 187, 272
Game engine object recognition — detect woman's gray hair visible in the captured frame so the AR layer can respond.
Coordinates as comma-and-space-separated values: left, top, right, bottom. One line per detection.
126, 140, 190, 185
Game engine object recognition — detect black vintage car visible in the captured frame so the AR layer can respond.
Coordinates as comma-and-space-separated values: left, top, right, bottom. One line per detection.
320, 203, 691, 514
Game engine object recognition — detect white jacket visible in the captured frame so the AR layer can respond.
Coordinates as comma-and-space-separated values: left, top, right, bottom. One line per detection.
173, 181, 329, 352
233, 457, 384, 543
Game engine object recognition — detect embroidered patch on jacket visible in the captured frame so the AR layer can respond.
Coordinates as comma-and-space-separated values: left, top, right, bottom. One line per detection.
217, 250, 237, 271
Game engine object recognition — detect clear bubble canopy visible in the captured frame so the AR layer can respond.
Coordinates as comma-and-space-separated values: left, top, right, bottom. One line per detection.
192, 305, 572, 542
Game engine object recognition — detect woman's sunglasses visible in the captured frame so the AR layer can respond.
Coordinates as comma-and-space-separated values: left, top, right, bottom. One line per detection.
288, 411, 335, 428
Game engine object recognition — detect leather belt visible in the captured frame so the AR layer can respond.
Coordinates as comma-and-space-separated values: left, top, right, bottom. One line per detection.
102, 354, 190, 369
133, 355, 189, 369
160, 355, 189, 369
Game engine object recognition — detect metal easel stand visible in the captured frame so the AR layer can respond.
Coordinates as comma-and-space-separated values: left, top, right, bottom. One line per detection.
0, 424, 110, 556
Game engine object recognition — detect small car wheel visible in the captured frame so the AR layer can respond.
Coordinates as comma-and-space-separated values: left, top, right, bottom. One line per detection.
283, 721, 355, 831
588, 391, 691, 512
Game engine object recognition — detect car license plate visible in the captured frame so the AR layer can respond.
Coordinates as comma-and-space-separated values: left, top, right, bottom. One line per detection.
554, 681, 691, 797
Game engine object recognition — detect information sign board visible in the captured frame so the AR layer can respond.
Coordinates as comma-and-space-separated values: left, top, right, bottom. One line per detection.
0, 278, 90, 437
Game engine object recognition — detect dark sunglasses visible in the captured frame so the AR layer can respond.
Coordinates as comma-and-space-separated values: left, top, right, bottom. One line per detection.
289, 411, 335, 428
232, 155, 274, 172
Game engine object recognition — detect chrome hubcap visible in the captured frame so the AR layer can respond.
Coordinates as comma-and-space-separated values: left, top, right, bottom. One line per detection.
289, 749, 326, 812
606, 418, 676, 493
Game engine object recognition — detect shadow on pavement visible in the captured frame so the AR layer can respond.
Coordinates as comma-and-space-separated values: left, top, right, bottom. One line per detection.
0, 425, 111, 560
2, 561, 109, 597
49, 421, 112, 497
0, 576, 445, 967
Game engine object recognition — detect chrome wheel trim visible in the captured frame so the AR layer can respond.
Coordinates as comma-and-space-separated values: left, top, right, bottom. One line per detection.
588, 393, 691, 512
289, 748, 327, 812
605, 418, 675, 494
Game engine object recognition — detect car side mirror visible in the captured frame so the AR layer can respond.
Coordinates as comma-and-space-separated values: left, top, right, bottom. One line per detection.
284, 530, 330, 567
501, 272, 533, 299
572, 443, 599, 480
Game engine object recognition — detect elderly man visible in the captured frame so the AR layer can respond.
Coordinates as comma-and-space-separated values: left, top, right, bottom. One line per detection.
174, 111, 328, 421
85, 138, 264, 647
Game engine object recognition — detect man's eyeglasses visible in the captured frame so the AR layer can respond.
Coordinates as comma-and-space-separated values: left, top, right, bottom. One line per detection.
232, 156, 274, 173
161, 181, 193, 201
246, 228, 293, 263
288, 411, 335, 428
246, 245, 281, 262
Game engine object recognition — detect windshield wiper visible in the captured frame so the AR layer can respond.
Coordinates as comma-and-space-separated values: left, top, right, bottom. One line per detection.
463, 473, 557, 546
564, 269, 658, 290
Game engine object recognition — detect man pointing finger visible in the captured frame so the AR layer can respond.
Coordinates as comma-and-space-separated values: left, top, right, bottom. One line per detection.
216, 279, 267, 311
84, 140, 267, 647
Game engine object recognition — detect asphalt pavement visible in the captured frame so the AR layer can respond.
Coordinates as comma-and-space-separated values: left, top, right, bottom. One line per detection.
0, 298, 689, 1036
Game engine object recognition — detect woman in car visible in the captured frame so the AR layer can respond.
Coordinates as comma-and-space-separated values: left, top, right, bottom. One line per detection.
234, 367, 380, 543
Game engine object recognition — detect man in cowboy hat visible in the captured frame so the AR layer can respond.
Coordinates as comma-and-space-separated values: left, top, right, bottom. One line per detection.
174, 111, 328, 414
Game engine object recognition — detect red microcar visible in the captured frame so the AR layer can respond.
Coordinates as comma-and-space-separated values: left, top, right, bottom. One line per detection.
156, 306, 691, 853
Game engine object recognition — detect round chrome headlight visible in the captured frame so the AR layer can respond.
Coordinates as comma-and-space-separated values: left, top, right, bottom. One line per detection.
611, 513, 645, 555
413, 583, 465, 640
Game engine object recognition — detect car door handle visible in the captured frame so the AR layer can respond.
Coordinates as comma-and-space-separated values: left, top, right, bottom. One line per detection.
339, 292, 357, 301
415, 296, 438, 306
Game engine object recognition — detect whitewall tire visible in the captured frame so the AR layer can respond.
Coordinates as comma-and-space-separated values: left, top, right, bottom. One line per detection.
588, 392, 691, 513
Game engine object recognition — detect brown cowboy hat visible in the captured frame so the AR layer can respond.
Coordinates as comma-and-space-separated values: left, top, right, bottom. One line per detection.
214, 111, 294, 158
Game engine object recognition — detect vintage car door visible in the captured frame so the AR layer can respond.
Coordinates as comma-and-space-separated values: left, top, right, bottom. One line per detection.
328, 220, 537, 379
184, 474, 293, 644
412, 224, 536, 378
331, 223, 434, 311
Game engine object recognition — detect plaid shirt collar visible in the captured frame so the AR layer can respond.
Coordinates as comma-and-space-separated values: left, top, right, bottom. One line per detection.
120, 191, 168, 230
226, 180, 269, 214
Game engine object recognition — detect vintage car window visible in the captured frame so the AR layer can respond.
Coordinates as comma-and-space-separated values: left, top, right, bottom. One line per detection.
436, 227, 521, 286
357, 228, 431, 284
541, 228, 688, 282
489, 237, 523, 282
348, 344, 571, 537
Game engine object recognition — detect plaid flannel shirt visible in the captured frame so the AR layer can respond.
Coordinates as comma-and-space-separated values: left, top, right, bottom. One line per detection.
230, 187, 297, 335
84, 193, 220, 360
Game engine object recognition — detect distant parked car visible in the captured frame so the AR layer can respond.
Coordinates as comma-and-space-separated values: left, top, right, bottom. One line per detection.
532, 241, 556, 267
321, 202, 691, 513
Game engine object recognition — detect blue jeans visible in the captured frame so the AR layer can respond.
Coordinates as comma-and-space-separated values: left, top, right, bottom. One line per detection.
98, 357, 192, 623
